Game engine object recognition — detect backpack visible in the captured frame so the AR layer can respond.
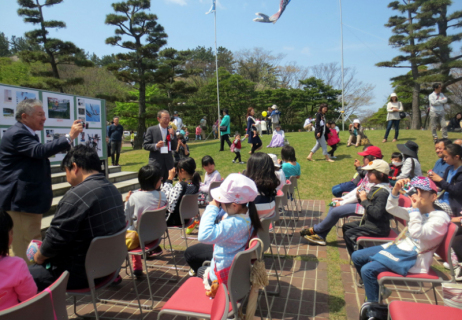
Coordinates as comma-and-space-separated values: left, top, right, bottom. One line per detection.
359, 302, 388, 320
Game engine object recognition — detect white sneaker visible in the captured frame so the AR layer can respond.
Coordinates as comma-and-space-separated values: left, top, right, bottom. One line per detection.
239, 161, 245, 164
330, 156, 337, 159
380, 286, 392, 300
455, 266, 462, 282
189, 269, 196, 277
232, 160, 235, 163
443, 262, 450, 270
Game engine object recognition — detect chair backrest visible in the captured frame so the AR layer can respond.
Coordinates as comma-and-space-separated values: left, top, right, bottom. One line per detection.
209, 181, 222, 193
179, 193, 200, 221
275, 194, 283, 211
85, 227, 128, 289
398, 195, 412, 208
289, 176, 298, 188
0, 271, 69, 320
257, 218, 271, 252
227, 240, 262, 317
210, 284, 229, 320
287, 179, 294, 193
281, 184, 290, 206
138, 207, 168, 246
435, 223, 459, 279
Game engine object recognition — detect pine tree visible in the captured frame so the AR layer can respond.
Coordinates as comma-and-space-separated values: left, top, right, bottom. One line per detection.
415, 0, 462, 87
105, 0, 168, 149
0, 33, 10, 57
17, 0, 92, 92
377, 0, 426, 129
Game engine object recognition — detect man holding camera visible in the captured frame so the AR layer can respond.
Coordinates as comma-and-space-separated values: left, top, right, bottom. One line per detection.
143, 110, 178, 182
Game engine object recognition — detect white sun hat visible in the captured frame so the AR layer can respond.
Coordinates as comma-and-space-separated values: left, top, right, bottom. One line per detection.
210, 173, 258, 204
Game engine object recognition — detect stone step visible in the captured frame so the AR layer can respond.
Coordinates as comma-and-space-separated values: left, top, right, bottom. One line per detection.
50, 164, 122, 174
51, 170, 135, 184
52, 174, 139, 198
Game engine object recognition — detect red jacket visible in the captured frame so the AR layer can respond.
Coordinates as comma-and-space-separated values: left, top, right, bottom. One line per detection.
327, 129, 340, 146
233, 138, 241, 149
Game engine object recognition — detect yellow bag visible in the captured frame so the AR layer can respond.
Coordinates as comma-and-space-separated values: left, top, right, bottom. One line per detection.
360, 137, 370, 146
125, 230, 140, 250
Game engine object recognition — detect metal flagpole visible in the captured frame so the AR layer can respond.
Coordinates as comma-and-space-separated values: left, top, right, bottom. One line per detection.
214, 5, 221, 124
339, 0, 345, 131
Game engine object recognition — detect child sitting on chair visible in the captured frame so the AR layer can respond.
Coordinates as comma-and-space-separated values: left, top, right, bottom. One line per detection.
0, 210, 37, 311
388, 152, 403, 186
125, 164, 167, 277
196, 174, 263, 291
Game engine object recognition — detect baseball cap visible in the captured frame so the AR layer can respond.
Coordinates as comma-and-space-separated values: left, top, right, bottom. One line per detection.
210, 173, 258, 204
271, 105, 277, 110
357, 146, 383, 159
410, 176, 438, 193
353, 119, 361, 124
361, 159, 390, 175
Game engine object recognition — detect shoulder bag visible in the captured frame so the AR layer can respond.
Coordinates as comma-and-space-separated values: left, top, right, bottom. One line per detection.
399, 103, 406, 119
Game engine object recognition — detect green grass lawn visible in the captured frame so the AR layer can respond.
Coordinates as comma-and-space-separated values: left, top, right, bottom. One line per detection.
119, 129, 459, 320
120, 129, 459, 201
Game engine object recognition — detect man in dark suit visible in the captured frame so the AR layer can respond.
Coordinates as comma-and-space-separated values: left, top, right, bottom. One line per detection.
143, 110, 177, 182
0, 99, 82, 263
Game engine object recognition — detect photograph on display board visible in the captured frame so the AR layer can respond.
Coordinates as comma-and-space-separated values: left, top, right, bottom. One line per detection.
0, 86, 39, 125
79, 129, 103, 157
77, 97, 102, 127
47, 97, 71, 120
41, 92, 74, 127
44, 128, 68, 160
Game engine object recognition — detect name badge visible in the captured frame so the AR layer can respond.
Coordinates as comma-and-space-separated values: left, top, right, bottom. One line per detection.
160, 146, 168, 154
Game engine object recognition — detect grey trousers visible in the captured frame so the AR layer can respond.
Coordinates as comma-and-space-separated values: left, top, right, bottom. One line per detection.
430, 111, 448, 138
311, 135, 328, 156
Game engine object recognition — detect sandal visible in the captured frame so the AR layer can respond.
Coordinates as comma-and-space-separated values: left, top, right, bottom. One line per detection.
382, 139, 387, 143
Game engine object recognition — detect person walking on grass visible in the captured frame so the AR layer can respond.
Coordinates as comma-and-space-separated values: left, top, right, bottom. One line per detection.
429, 83, 449, 141
383, 93, 404, 143
306, 103, 334, 162
246, 107, 262, 154
219, 109, 232, 151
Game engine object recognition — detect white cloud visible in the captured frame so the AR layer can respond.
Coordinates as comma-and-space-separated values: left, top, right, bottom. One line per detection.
165, 0, 188, 6
301, 47, 310, 55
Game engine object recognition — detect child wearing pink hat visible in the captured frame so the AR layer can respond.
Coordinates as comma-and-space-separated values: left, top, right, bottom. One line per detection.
197, 174, 263, 287
351, 176, 451, 303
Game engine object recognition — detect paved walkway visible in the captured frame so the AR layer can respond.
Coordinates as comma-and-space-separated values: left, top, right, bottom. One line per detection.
63, 200, 451, 320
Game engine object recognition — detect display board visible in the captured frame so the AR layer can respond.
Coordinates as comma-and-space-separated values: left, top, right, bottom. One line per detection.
0, 83, 107, 165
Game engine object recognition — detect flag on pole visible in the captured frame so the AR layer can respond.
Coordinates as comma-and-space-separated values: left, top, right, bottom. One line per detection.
205, 0, 216, 14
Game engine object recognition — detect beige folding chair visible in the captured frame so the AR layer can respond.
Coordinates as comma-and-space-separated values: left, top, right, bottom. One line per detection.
168, 193, 200, 248
128, 207, 179, 309
258, 218, 282, 296
0, 271, 69, 320
67, 227, 143, 319
207, 180, 223, 201
281, 184, 296, 233
275, 193, 290, 241
288, 176, 302, 221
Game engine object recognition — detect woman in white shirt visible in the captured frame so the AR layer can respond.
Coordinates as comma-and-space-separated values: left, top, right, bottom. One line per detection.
351, 177, 450, 302
383, 93, 404, 143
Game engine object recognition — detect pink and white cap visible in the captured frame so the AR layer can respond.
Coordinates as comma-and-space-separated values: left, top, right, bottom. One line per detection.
210, 173, 259, 204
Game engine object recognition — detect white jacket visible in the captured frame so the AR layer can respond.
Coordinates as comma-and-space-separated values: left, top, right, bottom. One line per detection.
429, 92, 448, 113
386, 102, 404, 121
396, 157, 422, 180
385, 194, 450, 274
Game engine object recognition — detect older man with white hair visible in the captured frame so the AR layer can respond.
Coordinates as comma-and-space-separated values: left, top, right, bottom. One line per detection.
0, 99, 82, 263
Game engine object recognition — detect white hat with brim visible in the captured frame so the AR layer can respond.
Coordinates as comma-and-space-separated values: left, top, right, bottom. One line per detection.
353, 119, 361, 124
361, 159, 390, 175
390, 93, 397, 98
271, 105, 277, 110
268, 154, 281, 168
210, 173, 259, 204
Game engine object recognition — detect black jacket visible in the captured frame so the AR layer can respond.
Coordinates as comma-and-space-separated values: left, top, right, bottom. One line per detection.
314, 112, 329, 140
359, 186, 391, 233
0, 122, 70, 213
436, 166, 462, 216
40, 174, 125, 286
143, 124, 178, 171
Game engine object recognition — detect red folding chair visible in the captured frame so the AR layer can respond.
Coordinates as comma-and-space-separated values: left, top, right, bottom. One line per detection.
378, 223, 459, 304
388, 300, 462, 320
158, 239, 271, 320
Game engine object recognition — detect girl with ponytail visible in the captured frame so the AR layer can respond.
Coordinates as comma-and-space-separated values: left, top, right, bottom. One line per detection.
162, 157, 201, 226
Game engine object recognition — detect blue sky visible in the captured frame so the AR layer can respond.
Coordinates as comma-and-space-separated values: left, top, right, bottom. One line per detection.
1, 0, 461, 113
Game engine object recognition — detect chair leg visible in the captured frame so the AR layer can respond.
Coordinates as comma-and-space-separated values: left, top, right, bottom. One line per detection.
432, 285, 438, 305
266, 244, 281, 296
166, 230, 180, 278
273, 223, 287, 256
183, 225, 189, 248
296, 186, 302, 215
91, 288, 100, 320
262, 288, 273, 320
142, 252, 155, 310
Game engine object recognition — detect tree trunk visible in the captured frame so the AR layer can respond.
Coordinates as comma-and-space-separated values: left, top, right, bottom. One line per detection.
411, 82, 421, 129
135, 82, 146, 150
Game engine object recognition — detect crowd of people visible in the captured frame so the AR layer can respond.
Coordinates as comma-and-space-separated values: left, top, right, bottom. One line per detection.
0, 96, 461, 313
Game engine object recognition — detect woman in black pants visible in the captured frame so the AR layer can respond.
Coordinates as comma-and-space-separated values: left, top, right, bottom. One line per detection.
219, 109, 232, 151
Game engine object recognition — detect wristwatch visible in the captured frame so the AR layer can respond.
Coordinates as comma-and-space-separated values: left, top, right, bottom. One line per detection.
65, 134, 72, 145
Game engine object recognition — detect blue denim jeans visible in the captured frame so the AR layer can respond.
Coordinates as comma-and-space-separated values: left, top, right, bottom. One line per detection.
384, 120, 400, 140
332, 181, 356, 197
351, 245, 391, 302
313, 203, 357, 240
